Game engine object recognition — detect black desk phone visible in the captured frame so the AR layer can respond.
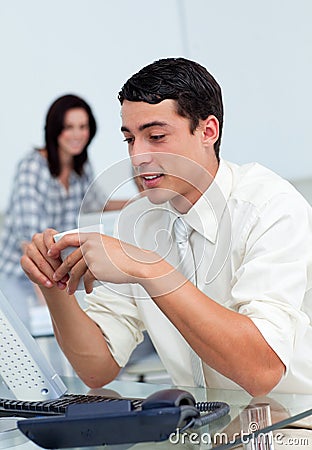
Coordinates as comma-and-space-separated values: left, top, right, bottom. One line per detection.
17, 388, 230, 448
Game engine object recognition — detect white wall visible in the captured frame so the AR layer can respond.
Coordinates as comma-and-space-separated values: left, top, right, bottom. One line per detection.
1, 0, 311, 211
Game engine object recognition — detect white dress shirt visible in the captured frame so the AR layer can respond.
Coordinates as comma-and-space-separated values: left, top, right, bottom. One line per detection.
85, 159, 312, 394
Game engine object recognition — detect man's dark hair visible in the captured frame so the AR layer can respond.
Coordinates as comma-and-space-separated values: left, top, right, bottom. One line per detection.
118, 57, 223, 160
44, 94, 97, 177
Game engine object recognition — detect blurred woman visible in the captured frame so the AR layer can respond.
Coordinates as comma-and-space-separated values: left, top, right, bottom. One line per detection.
0, 94, 123, 329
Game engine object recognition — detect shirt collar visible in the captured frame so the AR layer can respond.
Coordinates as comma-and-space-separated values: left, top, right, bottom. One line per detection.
167, 158, 233, 243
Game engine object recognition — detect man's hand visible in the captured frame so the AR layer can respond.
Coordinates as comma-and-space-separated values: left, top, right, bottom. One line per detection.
48, 232, 158, 294
22, 229, 120, 388
21, 228, 68, 290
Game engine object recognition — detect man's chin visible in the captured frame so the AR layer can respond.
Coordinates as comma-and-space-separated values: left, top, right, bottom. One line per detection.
144, 189, 173, 205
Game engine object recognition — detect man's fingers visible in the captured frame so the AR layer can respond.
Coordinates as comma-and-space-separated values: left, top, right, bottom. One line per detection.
31, 231, 59, 269
53, 247, 83, 282
20, 254, 54, 288
66, 258, 89, 295
83, 270, 97, 294
26, 238, 56, 279
22, 233, 67, 288
42, 228, 61, 260
48, 233, 81, 258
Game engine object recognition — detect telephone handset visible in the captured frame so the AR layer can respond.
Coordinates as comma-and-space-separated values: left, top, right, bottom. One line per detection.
18, 389, 230, 448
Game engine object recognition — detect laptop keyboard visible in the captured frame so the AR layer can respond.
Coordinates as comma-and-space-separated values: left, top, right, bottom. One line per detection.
0, 393, 143, 417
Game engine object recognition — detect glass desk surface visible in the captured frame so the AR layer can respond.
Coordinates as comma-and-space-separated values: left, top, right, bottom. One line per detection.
1, 376, 311, 450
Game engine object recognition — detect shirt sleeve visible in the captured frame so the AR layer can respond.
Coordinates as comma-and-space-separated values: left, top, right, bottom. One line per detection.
227, 192, 311, 372
84, 283, 145, 367
9, 156, 50, 245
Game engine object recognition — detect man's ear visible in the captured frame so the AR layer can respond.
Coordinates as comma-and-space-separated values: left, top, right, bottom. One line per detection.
201, 115, 219, 146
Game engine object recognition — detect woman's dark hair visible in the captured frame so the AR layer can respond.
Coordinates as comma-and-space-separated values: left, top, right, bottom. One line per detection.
44, 94, 97, 176
118, 57, 223, 160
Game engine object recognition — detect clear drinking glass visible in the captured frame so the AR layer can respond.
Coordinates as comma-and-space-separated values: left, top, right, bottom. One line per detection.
239, 403, 274, 450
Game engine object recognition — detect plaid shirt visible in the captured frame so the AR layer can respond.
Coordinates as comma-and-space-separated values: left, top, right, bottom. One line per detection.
0, 150, 105, 277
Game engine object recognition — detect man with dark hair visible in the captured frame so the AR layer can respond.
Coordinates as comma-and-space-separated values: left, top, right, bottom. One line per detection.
118, 57, 224, 159
21, 58, 312, 396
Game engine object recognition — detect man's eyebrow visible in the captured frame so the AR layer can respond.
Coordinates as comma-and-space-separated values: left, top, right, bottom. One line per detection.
121, 121, 168, 133
139, 121, 168, 131
121, 126, 130, 133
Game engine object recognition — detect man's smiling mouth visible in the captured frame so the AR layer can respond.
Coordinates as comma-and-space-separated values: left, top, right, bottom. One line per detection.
140, 173, 164, 188
142, 174, 163, 180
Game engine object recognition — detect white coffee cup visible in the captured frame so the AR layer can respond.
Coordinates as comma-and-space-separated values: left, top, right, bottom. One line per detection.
53, 224, 104, 291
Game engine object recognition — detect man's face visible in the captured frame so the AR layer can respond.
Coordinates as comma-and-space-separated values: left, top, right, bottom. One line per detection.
121, 99, 218, 213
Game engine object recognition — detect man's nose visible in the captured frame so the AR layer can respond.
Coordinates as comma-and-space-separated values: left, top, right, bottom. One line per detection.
130, 146, 153, 168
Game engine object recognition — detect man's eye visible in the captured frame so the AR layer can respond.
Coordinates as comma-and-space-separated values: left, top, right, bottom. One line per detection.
150, 134, 165, 141
123, 137, 134, 144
